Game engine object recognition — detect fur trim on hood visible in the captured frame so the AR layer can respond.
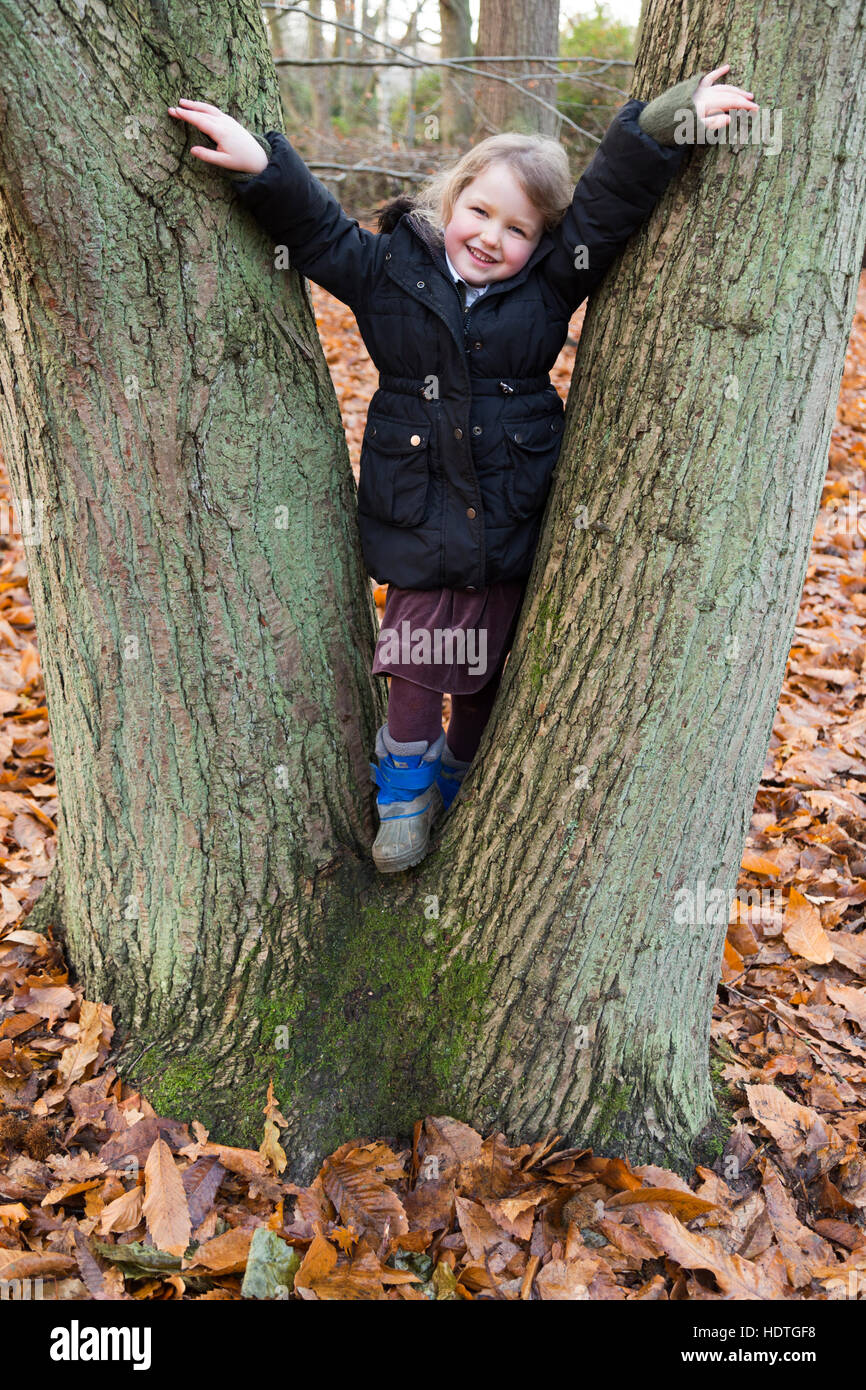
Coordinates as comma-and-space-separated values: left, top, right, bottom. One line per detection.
375, 196, 444, 255
375, 194, 418, 234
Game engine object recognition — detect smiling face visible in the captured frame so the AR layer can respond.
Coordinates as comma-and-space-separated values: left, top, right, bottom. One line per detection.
443, 162, 545, 286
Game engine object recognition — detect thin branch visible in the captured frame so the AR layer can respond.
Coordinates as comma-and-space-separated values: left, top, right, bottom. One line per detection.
282, 55, 607, 141
274, 56, 629, 94
722, 982, 857, 1085
306, 161, 430, 181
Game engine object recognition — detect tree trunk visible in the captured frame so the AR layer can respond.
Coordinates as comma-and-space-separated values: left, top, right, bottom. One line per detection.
439, 0, 473, 145
425, 1, 866, 1165
1, 0, 865, 1184
307, 0, 332, 137
333, 0, 352, 120
272, 8, 306, 133
0, 0, 386, 1175
474, 0, 561, 137
375, 0, 393, 143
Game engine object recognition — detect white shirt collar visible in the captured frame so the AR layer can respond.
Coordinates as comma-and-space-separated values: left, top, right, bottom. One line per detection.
444, 248, 488, 298
443, 248, 463, 283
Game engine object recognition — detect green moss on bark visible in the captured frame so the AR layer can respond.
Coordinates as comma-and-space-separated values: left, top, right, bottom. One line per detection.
529, 594, 561, 694
125, 887, 492, 1174
258, 894, 492, 1158
589, 1079, 633, 1145
144, 1058, 215, 1118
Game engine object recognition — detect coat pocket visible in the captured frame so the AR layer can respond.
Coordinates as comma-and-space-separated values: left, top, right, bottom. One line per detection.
503, 412, 564, 521
357, 415, 432, 527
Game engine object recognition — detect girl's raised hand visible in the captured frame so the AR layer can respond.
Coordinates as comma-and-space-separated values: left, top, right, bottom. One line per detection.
692, 64, 759, 130
167, 99, 269, 175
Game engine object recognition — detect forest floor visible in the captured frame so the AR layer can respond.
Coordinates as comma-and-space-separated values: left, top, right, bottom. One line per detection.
0, 266, 864, 1300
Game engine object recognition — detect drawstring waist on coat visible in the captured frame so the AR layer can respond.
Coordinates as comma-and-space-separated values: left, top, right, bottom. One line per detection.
378, 373, 551, 397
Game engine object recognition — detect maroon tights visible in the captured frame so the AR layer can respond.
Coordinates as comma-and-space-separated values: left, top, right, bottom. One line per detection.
387, 665, 506, 761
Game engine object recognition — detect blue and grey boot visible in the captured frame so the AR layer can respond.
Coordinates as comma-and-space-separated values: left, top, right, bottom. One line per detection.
433, 742, 473, 822
369, 723, 446, 873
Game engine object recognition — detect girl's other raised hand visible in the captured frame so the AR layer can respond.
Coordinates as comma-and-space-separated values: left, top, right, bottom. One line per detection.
692, 63, 759, 130
167, 99, 269, 176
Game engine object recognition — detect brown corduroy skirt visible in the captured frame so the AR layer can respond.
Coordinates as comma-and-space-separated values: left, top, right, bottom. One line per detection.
371, 578, 528, 695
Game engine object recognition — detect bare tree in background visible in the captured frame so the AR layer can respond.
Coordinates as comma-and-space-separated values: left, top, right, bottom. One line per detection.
439, 0, 473, 143
333, 0, 353, 116
306, 0, 331, 137
475, 0, 561, 135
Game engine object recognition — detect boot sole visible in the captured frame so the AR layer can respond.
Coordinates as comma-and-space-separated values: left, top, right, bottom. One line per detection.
372, 788, 443, 873
373, 843, 431, 873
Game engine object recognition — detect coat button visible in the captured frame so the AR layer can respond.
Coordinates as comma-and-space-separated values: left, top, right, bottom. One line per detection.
454, 427, 463, 439
466, 507, 476, 519
513, 431, 523, 443
385, 252, 391, 260
410, 434, 421, 445
466, 585, 477, 592
472, 425, 482, 436
473, 341, 482, 350
417, 280, 425, 288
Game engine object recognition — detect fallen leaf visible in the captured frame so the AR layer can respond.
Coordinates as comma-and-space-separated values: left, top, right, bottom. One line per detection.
99, 1185, 144, 1236
142, 1137, 192, 1257
321, 1156, 408, 1240
783, 887, 834, 963
606, 1188, 718, 1221
185, 1226, 253, 1275
636, 1207, 788, 1299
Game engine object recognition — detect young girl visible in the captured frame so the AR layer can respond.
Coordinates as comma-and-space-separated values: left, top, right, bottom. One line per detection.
169, 63, 757, 874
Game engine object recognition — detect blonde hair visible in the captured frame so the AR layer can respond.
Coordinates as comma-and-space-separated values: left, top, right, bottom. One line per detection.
406, 133, 573, 245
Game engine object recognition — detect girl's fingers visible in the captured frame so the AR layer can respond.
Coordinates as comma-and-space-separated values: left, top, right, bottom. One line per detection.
710, 84, 754, 97
700, 85, 755, 103
693, 64, 760, 122
176, 99, 225, 114
188, 146, 234, 166
168, 106, 205, 123
168, 107, 199, 123
169, 108, 222, 138
701, 95, 759, 115
700, 65, 756, 98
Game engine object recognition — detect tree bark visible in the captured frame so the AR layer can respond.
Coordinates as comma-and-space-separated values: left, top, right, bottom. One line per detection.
1, 0, 865, 1184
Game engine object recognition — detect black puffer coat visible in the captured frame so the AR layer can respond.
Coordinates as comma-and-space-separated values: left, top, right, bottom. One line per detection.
233, 101, 688, 590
